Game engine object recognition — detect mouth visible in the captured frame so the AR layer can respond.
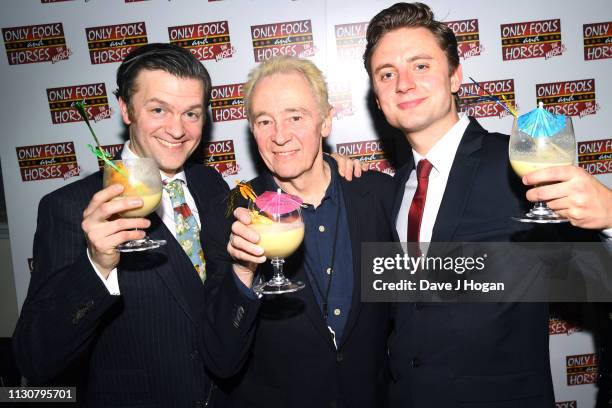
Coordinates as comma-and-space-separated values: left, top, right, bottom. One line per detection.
156, 137, 183, 149
273, 150, 298, 158
398, 97, 426, 109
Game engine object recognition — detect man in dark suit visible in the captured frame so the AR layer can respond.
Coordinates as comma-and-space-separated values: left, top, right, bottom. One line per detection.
13, 43, 230, 407
360, 2, 612, 407
201, 56, 395, 408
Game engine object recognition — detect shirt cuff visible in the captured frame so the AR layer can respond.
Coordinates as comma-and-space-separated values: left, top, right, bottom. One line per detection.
232, 269, 259, 300
87, 249, 120, 296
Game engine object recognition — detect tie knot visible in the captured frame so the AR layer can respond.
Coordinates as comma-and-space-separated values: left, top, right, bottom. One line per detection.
416, 159, 433, 180
163, 179, 183, 190
163, 179, 186, 204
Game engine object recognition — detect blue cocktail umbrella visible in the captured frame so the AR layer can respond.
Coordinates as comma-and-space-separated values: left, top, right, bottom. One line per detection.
517, 102, 566, 138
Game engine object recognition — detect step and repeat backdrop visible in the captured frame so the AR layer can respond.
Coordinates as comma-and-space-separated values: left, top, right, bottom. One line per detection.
1, 0, 611, 406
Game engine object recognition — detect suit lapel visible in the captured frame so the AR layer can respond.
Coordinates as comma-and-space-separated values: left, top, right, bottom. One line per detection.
151, 164, 207, 327
431, 119, 484, 242
146, 213, 200, 326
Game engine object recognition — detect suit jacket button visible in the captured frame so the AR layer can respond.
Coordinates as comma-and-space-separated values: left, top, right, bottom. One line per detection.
336, 352, 344, 363
410, 357, 421, 368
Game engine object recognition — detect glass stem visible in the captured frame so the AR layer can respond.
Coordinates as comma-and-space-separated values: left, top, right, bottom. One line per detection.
531, 201, 553, 216
270, 257, 286, 285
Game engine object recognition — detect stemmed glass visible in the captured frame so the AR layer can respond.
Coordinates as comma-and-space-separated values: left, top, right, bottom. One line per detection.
249, 202, 305, 295
509, 109, 576, 223
103, 158, 167, 251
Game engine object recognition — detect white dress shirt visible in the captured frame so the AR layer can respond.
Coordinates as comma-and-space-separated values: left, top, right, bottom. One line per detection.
396, 115, 469, 243
89, 141, 201, 294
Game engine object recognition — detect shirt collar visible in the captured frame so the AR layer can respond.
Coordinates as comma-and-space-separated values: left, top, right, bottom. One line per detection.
121, 140, 187, 185
412, 114, 470, 175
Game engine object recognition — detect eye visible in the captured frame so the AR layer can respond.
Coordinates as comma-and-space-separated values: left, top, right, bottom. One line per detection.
379, 71, 395, 82
185, 111, 201, 121
415, 63, 429, 71
290, 115, 302, 122
256, 119, 272, 127
151, 107, 164, 115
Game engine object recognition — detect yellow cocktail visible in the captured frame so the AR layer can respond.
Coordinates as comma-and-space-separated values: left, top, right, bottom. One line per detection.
251, 220, 305, 258
510, 159, 574, 178
102, 158, 166, 251
119, 192, 163, 218
508, 107, 576, 223
249, 198, 306, 295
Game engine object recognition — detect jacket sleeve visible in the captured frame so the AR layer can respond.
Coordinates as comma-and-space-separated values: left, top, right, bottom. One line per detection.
12, 188, 120, 383
200, 189, 261, 379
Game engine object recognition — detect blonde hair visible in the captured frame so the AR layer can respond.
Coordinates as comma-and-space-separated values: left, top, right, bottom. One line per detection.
243, 56, 331, 123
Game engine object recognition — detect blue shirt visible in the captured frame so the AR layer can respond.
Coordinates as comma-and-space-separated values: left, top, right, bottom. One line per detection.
298, 157, 354, 344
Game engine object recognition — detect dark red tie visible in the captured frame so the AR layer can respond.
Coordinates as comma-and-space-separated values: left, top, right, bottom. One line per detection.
407, 159, 433, 243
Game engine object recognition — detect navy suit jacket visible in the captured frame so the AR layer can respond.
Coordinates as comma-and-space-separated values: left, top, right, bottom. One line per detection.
13, 161, 229, 408
389, 118, 556, 408
202, 170, 395, 408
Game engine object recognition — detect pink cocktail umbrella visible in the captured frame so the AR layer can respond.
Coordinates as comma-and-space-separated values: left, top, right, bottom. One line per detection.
255, 189, 303, 215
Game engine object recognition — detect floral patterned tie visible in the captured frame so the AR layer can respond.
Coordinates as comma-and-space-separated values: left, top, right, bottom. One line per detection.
163, 179, 205, 282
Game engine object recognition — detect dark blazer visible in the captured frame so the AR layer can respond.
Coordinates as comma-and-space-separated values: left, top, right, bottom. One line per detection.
202, 170, 395, 408
13, 161, 229, 408
388, 118, 555, 408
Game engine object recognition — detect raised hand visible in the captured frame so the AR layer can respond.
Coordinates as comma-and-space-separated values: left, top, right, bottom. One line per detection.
228, 207, 266, 287
81, 183, 150, 277
523, 165, 612, 230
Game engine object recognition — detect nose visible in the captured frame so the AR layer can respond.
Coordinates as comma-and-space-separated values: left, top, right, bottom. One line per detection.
271, 123, 291, 145
165, 114, 185, 139
396, 70, 416, 93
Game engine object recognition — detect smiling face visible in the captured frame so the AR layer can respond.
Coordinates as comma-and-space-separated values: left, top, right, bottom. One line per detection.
118, 69, 205, 177
250, 71, 331, 185
370, 27, 462, 152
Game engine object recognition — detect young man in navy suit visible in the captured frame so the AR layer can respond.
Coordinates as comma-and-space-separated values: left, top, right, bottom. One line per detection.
13, 43, 229, 407
358, 2, 612, 408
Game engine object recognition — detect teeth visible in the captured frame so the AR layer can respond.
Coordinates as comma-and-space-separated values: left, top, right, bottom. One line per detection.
157, 138, 181, 148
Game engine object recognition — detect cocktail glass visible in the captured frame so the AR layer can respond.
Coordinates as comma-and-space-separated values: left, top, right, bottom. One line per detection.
103, 158, 166, 251
509, 111, 576, 223
249, 203, 305, 295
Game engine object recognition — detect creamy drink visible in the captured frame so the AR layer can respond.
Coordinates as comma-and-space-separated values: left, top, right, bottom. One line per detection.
120, 192, 162, 218
510, 160, 574, 178
102, 158, 166, 251
251, 221, 305, 258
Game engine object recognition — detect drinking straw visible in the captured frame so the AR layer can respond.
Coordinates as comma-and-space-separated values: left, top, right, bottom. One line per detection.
73, 101, 124, 175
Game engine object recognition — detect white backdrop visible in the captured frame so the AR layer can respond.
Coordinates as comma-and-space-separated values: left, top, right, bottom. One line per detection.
1, 1, 611, 406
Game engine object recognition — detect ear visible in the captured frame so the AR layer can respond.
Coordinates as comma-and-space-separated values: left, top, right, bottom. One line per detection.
450, 64, 463, 93
320, 107, 333, 139
118, 97, 132, 125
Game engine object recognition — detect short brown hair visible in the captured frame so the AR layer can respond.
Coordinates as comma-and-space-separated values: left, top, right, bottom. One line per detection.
363, 2, 460, 79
